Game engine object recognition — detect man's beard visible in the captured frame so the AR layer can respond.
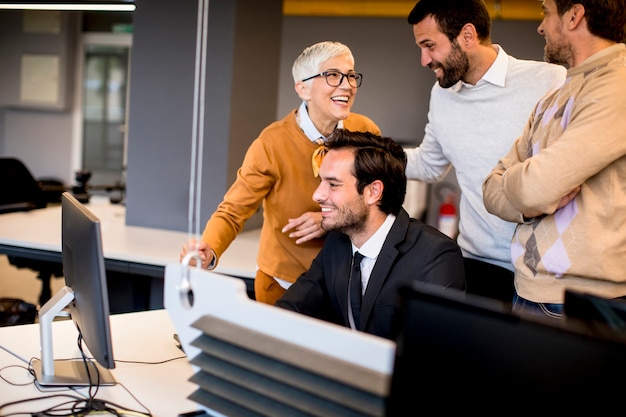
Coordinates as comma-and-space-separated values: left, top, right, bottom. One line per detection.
322, 201, 368, 237
544, 25, 571, 67
544, 40, 571, 67
436, 40, 470, 89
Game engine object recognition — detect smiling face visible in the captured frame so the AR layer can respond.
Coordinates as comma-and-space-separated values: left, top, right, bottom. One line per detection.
313, 148, 369, 237
412, 15, 470, 88
296, 54, 358, 136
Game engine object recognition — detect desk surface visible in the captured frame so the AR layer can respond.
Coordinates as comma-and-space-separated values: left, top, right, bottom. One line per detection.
0, 309, 199, 417
0, 196, 259, 279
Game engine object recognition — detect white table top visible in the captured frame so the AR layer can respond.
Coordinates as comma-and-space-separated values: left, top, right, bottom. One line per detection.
0, 195, 259, 279
0, 309, 200, 417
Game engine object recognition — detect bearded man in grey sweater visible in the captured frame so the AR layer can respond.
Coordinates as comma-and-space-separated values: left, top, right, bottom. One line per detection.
403, 0, 566, 307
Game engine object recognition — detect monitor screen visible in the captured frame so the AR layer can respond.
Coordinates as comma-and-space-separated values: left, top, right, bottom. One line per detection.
386, 282, 626, 412
32, 192, 116, 387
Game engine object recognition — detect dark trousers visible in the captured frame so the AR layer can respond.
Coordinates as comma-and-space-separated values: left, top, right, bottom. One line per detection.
463, 257, 514, 306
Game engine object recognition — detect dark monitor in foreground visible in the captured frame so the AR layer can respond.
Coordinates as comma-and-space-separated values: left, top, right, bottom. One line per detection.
32, 192, 115, 387
386, 283, 626, 413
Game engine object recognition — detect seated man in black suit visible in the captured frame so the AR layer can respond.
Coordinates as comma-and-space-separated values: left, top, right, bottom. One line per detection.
275, 129, 465, 340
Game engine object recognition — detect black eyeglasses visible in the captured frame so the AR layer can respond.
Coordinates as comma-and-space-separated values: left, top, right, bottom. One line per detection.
301, 70, 363, 88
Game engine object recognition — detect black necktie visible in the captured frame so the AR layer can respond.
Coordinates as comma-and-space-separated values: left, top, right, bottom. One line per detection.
349, 251, 364, 330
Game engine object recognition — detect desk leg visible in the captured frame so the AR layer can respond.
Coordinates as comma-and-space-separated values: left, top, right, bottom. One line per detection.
37, 271, 52, 306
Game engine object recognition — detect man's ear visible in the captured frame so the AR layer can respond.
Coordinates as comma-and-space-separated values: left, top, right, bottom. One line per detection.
366, 180, 384, 205
566, 3, 586, 30
459, 23, 478, 48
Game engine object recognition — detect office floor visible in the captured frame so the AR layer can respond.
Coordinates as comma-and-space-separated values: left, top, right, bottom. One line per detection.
0, 255, 64, 308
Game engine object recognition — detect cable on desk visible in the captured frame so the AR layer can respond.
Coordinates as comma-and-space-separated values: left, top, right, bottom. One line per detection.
0, 364, 34, 386
0, 333, 154, 417
0, 382, 153, 417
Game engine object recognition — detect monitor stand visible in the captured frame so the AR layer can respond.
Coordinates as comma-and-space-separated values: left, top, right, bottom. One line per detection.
31, 358, 116, 387
33, 286, 116, 387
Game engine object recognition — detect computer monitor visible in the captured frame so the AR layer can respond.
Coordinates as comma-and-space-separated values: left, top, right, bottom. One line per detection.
386, 283, 626, 413
32, 192, 116, 387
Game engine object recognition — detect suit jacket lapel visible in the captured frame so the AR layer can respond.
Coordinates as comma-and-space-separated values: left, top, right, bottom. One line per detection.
329, 233, 355, 324
359, 209, 410, 329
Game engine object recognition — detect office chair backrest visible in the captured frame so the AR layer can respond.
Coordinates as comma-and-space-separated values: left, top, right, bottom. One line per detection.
0, 157, 47, 214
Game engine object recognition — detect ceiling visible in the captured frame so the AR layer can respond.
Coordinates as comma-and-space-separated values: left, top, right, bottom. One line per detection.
283, 0, 544, 21
0, 1, 544, 20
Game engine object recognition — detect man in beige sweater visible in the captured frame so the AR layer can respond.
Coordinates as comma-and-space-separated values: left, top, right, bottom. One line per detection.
483, 0, 626, 322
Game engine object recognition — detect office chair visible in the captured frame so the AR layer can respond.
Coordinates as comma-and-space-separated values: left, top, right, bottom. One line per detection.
0, 157, 48, 214
0, 157, 64, 305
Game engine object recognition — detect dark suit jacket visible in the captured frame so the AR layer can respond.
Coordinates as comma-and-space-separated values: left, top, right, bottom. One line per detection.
275, 209, 466, 340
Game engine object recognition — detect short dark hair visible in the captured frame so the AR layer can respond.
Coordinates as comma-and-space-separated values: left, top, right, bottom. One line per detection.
407, 0, 492, 44
554, 0, 626, 42
325, 129, 407, 215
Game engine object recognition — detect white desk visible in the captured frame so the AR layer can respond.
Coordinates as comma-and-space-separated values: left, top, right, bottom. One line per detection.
0, 309, 200, 417
1, 269, 397, 417
0, 196, 260, 307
